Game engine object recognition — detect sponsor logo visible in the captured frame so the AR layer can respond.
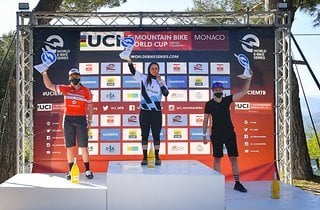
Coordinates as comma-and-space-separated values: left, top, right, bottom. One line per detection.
105, 145, 115, 153
247, 90, 266, 95
171, 145, 184, 151
128, 130, 138, 139
37, 103, 52, 111
240, 34, 267, 60
107, 116, 114, 123
172, 115, 182, 123
43, 34, 70, 60
173, 130, 182, 138
106, 64, 116, 71
128, 115, 137, 123
240, 34, 260, 53
80, 32, 124, 51
194, 63, 203, 71
127, 146, 139, 151
235, 102, 250, 110
44, 35, 63, 53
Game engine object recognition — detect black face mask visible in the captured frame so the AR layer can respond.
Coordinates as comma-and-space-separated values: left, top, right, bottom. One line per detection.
69, 78, 80, 85
214, 92, 223, 98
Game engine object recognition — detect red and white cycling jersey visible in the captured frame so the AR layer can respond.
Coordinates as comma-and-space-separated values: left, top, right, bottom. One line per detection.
56, 84, 92, 116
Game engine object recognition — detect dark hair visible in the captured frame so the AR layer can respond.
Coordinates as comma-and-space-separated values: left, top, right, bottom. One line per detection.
146, 62, 160, 86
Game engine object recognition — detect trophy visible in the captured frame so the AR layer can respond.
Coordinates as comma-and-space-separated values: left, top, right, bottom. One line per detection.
119, 37, 135, 60
34, 48, 57, 74
234, 53, 251, 79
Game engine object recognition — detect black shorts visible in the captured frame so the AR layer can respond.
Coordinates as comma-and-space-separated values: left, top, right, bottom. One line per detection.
210, 131, 238, 158
63, 115, 88, 148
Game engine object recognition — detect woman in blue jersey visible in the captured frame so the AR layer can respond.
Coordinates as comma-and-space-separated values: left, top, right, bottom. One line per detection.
127, 59, 169, 165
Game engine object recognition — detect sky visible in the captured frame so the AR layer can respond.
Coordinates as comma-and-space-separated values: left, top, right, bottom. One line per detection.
1, 0, 320, 100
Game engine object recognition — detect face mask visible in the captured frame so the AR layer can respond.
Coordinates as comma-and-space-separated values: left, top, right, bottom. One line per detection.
214, 92, 223, 98
69, 78, 80, 85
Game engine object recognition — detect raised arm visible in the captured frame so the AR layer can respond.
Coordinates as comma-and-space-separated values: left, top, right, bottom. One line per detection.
127, 59, 136, 75
42, 71, 56, 92
232, 73, 253, 101
156, 75, 169, 97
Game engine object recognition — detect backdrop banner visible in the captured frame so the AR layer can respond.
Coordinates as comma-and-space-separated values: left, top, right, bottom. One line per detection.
33, 27, 275, 181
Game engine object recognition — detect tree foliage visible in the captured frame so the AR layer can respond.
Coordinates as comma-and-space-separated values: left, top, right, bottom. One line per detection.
59, 0, 127, 12
307, 134, 320, 160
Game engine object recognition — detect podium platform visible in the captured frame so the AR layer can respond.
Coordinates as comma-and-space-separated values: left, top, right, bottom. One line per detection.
107, 160, 225, 210
1, 161, 319, 210
0, 173, 107, 210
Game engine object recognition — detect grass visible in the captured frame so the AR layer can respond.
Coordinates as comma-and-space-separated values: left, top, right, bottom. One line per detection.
293, 176, 320, 195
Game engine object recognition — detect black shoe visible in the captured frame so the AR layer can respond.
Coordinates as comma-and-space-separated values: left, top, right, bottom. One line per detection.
155, 158, 162, 165
234, 182, 247, 192
141, 158, 147, 165
85, 170, 94, 179
65, 172, 71, 180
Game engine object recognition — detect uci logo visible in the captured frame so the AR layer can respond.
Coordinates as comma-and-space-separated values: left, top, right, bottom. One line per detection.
37, 103, 53, 111
235, 102, 250, 110
80, 32, 125, 51
240, 34, 260, 53
87, 34, 122, 47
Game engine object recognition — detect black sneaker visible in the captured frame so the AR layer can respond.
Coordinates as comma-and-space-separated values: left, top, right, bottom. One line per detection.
234, 182, 247, 193
155, 158, 162, 165
65, 172, 71, 180
141, 158, 147, 165
85, 170, 94, 179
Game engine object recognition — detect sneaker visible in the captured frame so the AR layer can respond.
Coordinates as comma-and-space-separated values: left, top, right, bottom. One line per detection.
65, 172, 71, 180
85, 170, 94, 179
234, 182, 247, 193
155, 158, 162, 166
141, 158, 147, 165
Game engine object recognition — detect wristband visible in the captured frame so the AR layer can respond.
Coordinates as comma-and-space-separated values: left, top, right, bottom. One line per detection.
88, 120, 93, 124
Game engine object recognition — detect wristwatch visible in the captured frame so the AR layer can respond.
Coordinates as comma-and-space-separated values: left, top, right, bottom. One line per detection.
202, 133, 207, 137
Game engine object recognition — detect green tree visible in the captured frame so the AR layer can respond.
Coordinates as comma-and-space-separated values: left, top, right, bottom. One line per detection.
307, 134, 320, 160
0, 32, 17, 183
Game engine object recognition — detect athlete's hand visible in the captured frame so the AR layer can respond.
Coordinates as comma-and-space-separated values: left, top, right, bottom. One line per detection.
203, 136, 209, 144
156, 74, 161, 82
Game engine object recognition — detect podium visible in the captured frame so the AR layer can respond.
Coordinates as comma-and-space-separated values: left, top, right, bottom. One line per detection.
107, 160, 225, 210
0, 173, 107, 210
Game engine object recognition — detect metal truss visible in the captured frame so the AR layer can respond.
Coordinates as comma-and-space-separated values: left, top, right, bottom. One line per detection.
16, 11, 292, 182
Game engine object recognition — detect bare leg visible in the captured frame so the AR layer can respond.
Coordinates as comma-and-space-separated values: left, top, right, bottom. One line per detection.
214, 157, 221, 172
67, 147, 74, 163
80, 147, 89, 163
229, 156, 239, 175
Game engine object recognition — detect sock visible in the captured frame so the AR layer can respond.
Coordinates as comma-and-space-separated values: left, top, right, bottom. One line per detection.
234, 174, 240, 183
155, 149, 159, 159
84, 162, 90, 171
143, 149, 147, 159
68, 162, 74, 171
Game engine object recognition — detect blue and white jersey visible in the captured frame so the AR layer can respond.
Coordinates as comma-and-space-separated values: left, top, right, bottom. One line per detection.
133, 70, 168, 111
